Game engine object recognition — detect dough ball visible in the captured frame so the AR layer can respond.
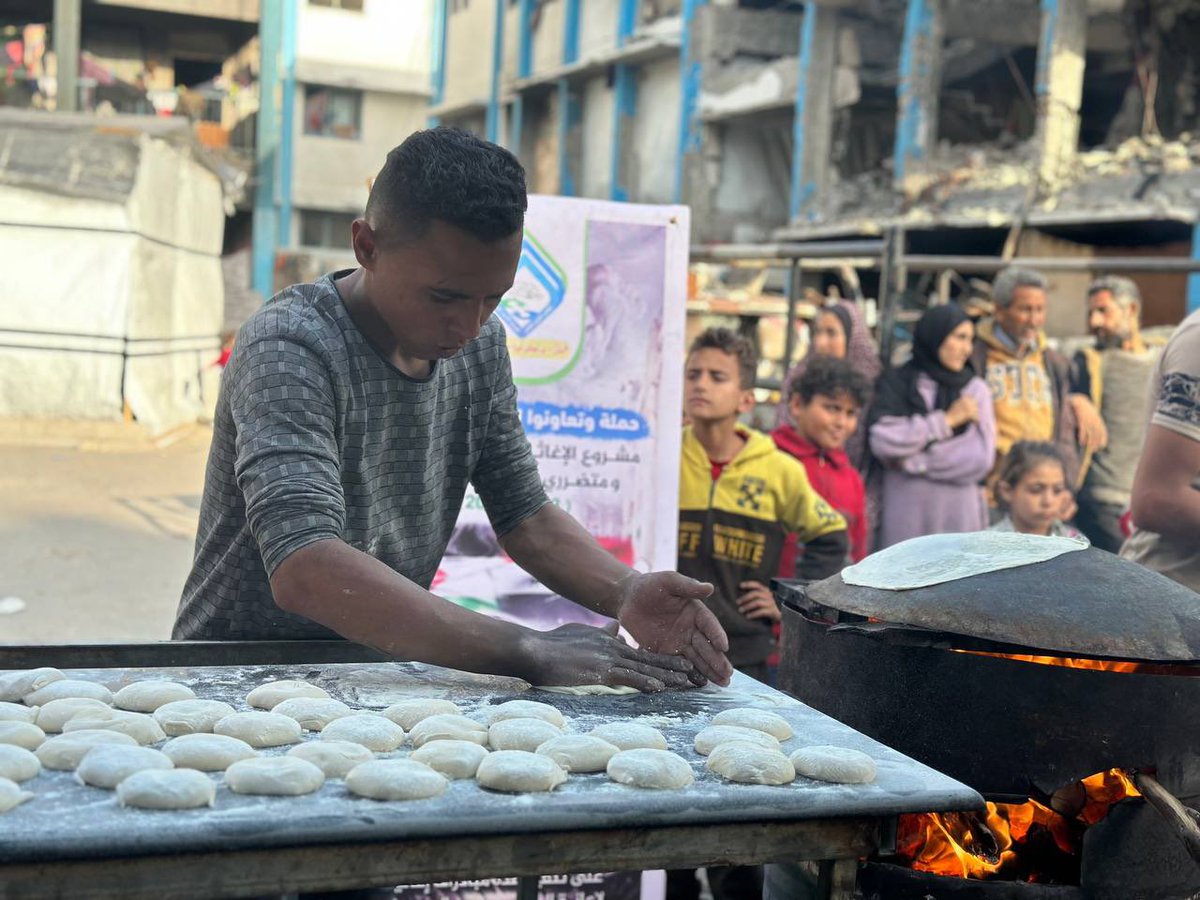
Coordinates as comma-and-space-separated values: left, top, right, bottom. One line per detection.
161, 733, 257, 771
694, 725, 780, 757
319, 715, 405, 752
380, 699, 462, 731
214, 711, 302, 748
0, 776, 33, 812
287, 741, 374, 778
0, 721, 45, 750
711, 708, 793, 741
76, 745, 173, 789
0, 701, 39, 724
225, 756, 326, 796
270, 697, 355, 732
113, 681, 196, 713
484, 700, 565, 728
345, 759, 448, 801
37, 729, 138, 770
36, 697, 112, 734
63, 709, 166, 746
117, 768, 215, 810
153, 699, 236, 737
246, 680, 330, 710
488, 717, 562, 752
588, 722, 668, 751
408, 714, 488, 749
536, 735, 619, 773
476, 750, 566, 793
409, 740, 489, 780
607, 748, 694, 789
789, 746, 877, 784
706, 742, 795, 785
0, 667, 63, 703
24, 679, 113, 707
0, 745, 40, 782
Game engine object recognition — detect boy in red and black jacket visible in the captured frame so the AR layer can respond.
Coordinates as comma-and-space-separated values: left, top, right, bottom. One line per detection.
772, 356, 872, 564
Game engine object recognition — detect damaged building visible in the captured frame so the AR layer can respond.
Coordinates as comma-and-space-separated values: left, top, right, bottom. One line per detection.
435, 0, 1200, 330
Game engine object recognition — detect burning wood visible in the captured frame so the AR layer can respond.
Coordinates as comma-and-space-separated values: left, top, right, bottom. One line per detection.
894, 770, 1140, 881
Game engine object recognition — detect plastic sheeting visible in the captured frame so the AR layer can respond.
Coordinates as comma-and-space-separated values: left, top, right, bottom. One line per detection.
0, 120, 225, 432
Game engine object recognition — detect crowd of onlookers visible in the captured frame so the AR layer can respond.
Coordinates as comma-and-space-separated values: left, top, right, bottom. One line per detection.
677, 266, 1200, 683
672, 266, 1200, 900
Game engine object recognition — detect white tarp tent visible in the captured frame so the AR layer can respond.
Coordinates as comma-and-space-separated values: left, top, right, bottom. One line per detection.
0, 110, 227, 433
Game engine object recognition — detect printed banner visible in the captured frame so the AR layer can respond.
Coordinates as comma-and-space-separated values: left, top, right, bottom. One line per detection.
436, 194, 689, 632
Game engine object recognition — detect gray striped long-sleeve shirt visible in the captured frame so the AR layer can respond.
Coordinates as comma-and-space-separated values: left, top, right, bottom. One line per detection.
173, 272, 548, 641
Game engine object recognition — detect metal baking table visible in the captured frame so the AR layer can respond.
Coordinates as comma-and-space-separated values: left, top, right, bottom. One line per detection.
0, 642, 983, 899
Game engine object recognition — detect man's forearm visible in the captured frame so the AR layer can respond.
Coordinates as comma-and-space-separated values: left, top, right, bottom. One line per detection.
269, 539, 537, 679
1129, 426, 1200, 539
498, 503, 634, 619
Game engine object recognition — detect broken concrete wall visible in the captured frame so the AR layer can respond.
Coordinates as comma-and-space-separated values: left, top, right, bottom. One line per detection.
580, 74, 614, 198
522, 92, 560, 195
632, 59, 682, 205
443, 1, 494, 108
712, 113, 791, 242
530, 0, 567, 76
693, 5, 801, 65
580, 0, 620, 59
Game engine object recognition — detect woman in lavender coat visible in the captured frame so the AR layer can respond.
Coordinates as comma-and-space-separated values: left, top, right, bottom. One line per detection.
868, 304, 996, 548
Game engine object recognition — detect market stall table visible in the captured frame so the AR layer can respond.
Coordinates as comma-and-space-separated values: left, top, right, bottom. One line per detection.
0, 647, 982, 899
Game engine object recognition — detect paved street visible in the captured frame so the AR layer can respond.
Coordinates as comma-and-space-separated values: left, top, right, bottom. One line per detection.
0, 422, 212, 644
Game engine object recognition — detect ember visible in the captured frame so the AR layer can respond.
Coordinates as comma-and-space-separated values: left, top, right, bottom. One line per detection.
895, 770, 1140, 881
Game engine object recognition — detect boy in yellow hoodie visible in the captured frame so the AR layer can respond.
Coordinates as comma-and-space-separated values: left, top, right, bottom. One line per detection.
678, 327, 848, 681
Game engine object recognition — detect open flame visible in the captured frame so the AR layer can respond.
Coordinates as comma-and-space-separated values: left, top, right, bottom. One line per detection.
896, 770, 1140, 880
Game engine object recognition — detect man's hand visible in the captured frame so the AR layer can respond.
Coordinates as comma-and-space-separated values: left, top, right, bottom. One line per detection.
736, 580, 780, 622
1069, 394, 1108, 452
519, 622, 697, 692
615, 571, 733, 687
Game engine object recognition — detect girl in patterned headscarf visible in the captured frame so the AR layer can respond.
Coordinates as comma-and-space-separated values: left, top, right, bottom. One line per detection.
776, 301, 882, 470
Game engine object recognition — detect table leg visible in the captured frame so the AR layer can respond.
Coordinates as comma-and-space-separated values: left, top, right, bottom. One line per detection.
821, 859, 857, 899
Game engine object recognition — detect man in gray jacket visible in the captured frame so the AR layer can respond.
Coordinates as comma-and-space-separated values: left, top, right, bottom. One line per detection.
1070, 276, 1161, 551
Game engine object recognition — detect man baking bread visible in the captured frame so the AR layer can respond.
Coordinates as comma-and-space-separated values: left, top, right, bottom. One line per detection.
173, 127, 732, 692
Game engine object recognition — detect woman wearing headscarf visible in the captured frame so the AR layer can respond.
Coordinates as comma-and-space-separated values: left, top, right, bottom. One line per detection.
868, 304, 996, 548
776, 301, 882, 470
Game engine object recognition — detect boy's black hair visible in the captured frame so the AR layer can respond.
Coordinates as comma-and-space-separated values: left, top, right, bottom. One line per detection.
996, 441, 1068, 494
790, 356, 872, 409
365, 127, 527, 244
688, 327, 757, 390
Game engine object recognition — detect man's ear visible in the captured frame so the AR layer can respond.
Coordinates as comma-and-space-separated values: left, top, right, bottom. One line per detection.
738, 388, 757, 415
351, 219, 378, 270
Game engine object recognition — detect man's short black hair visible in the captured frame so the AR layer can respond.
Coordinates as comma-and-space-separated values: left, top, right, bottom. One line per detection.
688, 327, 757, 390
791, 357, 872, 409
365, 127, 527, 244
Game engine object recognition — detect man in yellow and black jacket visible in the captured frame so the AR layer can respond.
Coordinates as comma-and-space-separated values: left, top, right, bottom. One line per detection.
678, 327, 848, 680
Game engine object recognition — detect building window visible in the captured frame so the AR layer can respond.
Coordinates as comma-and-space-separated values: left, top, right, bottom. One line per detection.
303, 86, 362, 139
308, 0, 364, 10
300, 210, 358, 249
